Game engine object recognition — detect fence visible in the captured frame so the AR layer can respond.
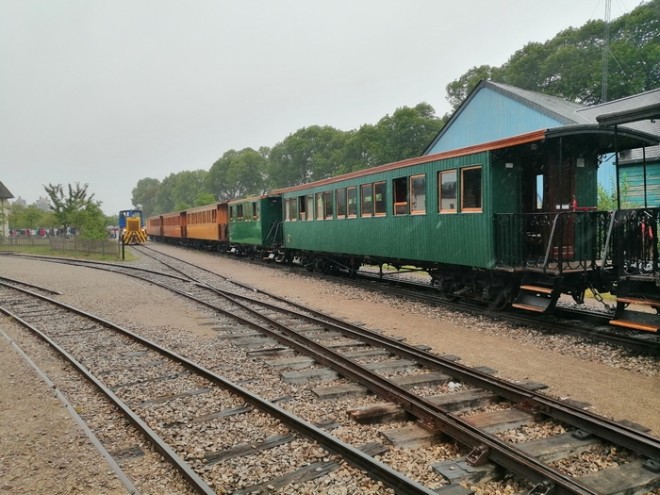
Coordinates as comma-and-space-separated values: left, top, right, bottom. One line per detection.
0, 236, 120, 256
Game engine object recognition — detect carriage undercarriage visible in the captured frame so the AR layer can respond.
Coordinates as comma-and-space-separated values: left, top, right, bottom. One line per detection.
287, 207, 660, 333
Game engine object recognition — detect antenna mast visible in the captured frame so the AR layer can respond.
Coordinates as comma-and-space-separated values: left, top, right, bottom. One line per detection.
602, 0, 611, 102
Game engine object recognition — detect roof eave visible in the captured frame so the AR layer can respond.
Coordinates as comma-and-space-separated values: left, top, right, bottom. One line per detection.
596, 102, 660, 126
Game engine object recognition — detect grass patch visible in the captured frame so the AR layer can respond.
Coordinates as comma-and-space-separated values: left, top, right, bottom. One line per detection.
0, 243, 136, 262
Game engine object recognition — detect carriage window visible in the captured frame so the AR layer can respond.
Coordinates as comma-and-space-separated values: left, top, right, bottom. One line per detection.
393, 177, 408, 215
439, 170, 457, 213
360, 183, 373, 217
411, 174, 426, 214
347, 187, 357, 218
336, 188, 347, 218
324, 191, 334, 219
306, 195, 314, 221
236, 204, 244, 219
462, 166, 482, 212
286, 198, 297, 221
316, 192, 324, 220
298, 195, 306, 221
536, 174, 544, 211
374, 181, 386, 216
253, 201, 259, 219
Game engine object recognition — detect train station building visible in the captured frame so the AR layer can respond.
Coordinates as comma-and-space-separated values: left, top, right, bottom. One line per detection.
424, 81, 660, 207
0, 180, 14, 238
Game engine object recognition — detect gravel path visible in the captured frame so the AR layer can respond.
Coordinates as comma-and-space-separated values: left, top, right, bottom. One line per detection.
0, 247, 658, 494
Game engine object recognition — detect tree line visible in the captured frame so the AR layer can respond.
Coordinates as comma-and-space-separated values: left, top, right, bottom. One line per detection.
7, 183, 115, 240
127, 0, 657, 218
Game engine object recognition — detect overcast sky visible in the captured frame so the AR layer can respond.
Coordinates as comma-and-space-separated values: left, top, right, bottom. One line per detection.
0, 0, 637, 215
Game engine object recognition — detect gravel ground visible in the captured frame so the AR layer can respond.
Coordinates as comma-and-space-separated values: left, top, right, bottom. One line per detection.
0, 247, 658, 494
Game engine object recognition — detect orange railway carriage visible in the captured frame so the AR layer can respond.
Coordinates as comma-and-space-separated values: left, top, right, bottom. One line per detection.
162, 211, 185, 240
184, 202, 229, 246
146, 215, 164, 239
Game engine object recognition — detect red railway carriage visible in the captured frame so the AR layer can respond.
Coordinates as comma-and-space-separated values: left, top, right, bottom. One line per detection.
146, 211, 185, 242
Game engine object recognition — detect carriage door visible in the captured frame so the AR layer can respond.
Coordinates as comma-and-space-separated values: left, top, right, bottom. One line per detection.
543, 154, 576, 260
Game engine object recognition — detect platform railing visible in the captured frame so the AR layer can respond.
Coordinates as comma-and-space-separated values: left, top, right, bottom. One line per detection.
494, 210, 612, 274
608, 207, 659, 278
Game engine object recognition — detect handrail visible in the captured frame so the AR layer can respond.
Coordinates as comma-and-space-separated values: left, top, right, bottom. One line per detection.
601, 210, 617, 269
543, 213, 561, 273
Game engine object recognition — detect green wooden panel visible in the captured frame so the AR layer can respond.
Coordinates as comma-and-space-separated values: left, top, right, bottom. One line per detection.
620, 162, 660, 207
229, 196, 282, 246
282, 152, 496, 268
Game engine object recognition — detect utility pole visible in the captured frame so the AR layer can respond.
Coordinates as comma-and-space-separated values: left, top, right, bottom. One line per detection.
601, 0, 611, 102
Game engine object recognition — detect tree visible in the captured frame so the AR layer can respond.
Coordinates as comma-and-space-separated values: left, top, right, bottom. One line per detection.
597, 183, 617, 211
7, 203, 54, 231
267, 126, 348, 188
154, 170, 210, 214
207, 148, 267, 200
70, 201, 108, 240
194, 192, 217, 206
131, 177, 161, 218
129, 1, 658, 203
171, 170, 209, 209
447, 0, 660, 108
44, 182, 105, 238
445, 65, 498, 111
373, 103, 446, 163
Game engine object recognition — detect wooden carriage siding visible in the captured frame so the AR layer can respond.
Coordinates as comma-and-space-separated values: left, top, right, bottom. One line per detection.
185, 202, 229, 242
619, 163, 660, 207
228, 195, 283, 247
274, 127, 646, 271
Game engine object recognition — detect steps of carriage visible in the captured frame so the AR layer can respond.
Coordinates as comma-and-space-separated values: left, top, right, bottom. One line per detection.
610, 297, 660, 333
512, 284, 557, 313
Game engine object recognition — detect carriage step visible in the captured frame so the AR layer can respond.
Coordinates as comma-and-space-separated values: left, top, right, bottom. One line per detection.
512, 285, 556, 313
512, 302, 548, 313
616, 297, 660, 308
519, 284, 554, 295
610, 298, 660, 333
609, 319, 659, 333
610, 309, 659, 333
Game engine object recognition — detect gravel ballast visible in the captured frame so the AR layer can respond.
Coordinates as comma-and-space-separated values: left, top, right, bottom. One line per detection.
0, 248, 658, 494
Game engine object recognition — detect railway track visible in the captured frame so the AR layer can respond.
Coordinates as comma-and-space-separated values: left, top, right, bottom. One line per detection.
138, 244, 659, 355
0, 279, 433, 494
2, 248, 659, 493
316, 267, 660, 357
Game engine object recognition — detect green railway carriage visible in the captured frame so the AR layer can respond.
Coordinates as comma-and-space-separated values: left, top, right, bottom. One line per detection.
278, 129, 600, 270
228, 195, 283, 254
276, 126, 657, 309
